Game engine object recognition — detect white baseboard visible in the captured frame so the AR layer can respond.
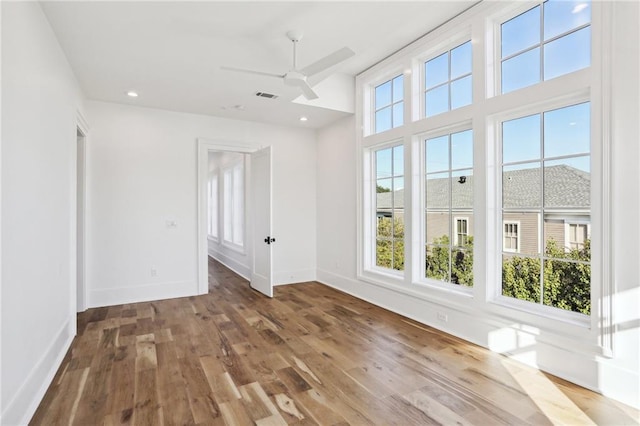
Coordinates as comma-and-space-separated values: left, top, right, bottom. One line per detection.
1, 315, 75, 425
208, 250, 250, 280
274, 268, 316, 286
89, 280, 196, 308
316, 268, 640, 410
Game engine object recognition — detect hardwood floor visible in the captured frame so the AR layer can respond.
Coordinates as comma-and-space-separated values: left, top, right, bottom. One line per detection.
31, 259, 639, 425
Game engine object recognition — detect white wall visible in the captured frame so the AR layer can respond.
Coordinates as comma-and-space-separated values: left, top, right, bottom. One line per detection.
316, 3, 639, 409
1, 2, 84, 423
85, 100, 317, 308
207, 151, 252, 279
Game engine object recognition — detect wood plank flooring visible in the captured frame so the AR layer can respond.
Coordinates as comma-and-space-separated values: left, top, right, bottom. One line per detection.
31, 258, 639, 425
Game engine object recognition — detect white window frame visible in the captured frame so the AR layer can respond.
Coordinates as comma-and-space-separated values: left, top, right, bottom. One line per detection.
355, 1, 612, 355
372, 74, 405, 135
208, 172, 219, 241
422, 40, 473, 117
222, 159, 245, 252
502, 220, 520, 253
497, 1, 592, 95
419, 125, 474, 292
365, 140, 406, 280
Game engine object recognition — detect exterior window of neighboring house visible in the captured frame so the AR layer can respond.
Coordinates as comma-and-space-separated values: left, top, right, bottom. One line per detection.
501, 0, 591, 94
501, 102, 591, 314
375, 75, 404, 133
208, 174, 218, 239
568, 223, 589, 250
425, 41, 472, 117
375, 145, 404, 271
455, 218, 469, 246
425, 129, 473, 286
503, 221, 519, 252
223, 161, 244, 247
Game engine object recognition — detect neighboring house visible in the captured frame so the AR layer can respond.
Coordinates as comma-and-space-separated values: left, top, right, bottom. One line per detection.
377, 164, 590, 253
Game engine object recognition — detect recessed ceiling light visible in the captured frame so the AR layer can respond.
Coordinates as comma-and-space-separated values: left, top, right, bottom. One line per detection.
126, 91, 138, 98
299, 116, 308, 122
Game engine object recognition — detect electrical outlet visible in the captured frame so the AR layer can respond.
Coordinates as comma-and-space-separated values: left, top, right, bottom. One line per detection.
151, 267, 157, 277
437, 312, 448, 322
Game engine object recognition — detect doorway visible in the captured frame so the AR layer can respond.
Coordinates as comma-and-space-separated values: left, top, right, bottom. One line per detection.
76, 126, 87, 312
196, 140, 273, 298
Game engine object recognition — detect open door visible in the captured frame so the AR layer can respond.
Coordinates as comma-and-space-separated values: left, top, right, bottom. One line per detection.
250, 146, 273, 297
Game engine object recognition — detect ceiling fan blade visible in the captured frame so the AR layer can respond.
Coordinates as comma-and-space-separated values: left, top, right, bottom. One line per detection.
301, 47, 355, 77
220, 66, 284, 79
299, 81, 319, 100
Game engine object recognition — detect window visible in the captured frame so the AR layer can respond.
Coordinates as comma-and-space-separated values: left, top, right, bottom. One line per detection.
223, 161, 244, 247
208, 174, 218, 239
425, 41, 472, 117
501, 102, 591, 314
357, 1, 606, 327
501, 0, 591, 93
375, 145, 404, 271
503, 221, 519, 252
567, 223, 589, 250
425, 129, 473, 286
455, 218, 469, 246
375, 75, 404, 133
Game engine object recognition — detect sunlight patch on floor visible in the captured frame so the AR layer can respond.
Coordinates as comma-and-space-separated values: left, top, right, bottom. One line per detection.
501, 359, 597, 425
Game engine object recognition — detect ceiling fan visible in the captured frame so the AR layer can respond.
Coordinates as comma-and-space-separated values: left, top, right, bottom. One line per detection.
221, 30, 355, 100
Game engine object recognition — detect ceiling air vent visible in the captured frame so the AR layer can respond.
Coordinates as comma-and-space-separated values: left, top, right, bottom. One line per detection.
255, 91, 279, 99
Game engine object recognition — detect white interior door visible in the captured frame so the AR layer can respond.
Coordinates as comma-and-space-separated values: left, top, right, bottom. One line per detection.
250, 146, 273, 297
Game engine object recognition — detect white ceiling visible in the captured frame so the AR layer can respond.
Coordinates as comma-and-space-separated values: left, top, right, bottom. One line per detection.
41, 1, 476, 129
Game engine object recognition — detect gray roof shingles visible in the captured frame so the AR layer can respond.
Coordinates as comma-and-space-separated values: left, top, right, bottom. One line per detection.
377, 165, 590, 210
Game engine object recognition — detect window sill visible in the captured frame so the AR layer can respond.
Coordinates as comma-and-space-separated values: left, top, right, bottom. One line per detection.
489, 294, 591, 329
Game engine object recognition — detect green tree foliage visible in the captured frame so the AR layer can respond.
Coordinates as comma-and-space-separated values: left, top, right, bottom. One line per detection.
502, 238, 591, 315
426, 235, 474, 286
378, 230, 590, 314
376, 217, 404, 271
376, 184, 391, 193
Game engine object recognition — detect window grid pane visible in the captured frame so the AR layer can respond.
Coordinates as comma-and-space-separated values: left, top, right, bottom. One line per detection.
374, 75, 404, 133
424, 41, 472, 117
500, 1, 591, 94
425, 130, 473, 286
501, 102, 591, 315
375, 145, 404, 271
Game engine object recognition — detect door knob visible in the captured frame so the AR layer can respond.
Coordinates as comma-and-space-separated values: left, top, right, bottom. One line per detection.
264, 236, 276, 244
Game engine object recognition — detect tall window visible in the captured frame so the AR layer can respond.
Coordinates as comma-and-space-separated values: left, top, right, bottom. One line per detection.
208, 174, 218, 239
223, 161, 244, 247
375, 75, 404, 133
501, 0, 591, 93
375, 145, 404, 271
425, 129, 473, 286
425, 41, 472, 117
501, 102, 591, 314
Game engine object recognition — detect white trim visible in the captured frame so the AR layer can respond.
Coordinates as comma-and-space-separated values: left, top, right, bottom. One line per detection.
207, 253, 250, 281
355, 0, 615, 381
75, 118, 88, 314
207, 172, 219, 240
89, 280, 195, 308
1, 315, 75, 425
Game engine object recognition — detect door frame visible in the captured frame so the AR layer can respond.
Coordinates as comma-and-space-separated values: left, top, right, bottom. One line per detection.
196, 138, 262, 294
75, 112, 89, 313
